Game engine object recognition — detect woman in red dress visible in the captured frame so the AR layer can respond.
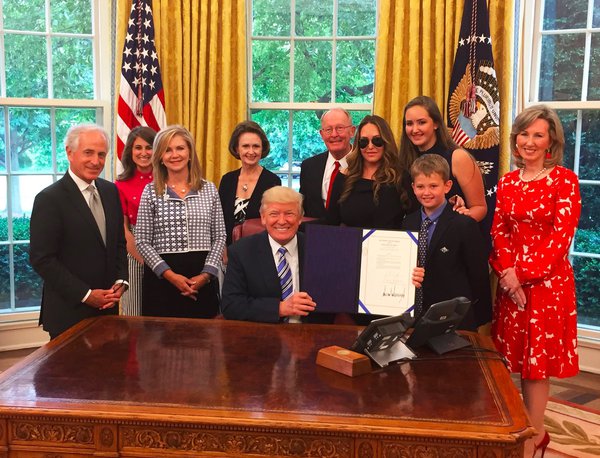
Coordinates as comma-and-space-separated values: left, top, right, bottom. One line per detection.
115, 127, 157, 316
490, 105, 581, 457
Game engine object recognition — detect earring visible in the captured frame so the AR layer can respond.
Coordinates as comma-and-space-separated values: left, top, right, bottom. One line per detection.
545, 148, 551, 159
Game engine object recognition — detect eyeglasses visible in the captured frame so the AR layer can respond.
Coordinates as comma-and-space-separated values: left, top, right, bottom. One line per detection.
358, 136, 384, 149
321, 125, 353, 136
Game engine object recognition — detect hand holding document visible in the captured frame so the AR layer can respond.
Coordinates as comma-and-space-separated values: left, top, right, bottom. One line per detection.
303, 225, 418, 316
358, 229, 418, 315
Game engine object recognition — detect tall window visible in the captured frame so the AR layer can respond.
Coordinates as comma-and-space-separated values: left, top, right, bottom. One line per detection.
0, 0, 109, 314
523, 0, 600, 328
248, 0, 377, 188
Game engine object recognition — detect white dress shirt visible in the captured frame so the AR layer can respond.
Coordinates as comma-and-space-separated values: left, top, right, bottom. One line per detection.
321, 152, 348, 203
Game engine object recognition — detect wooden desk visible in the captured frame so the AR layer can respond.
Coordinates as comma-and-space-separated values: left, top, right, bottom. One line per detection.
0, 316, 533, 457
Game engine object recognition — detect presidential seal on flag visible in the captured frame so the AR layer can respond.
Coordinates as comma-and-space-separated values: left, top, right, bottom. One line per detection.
448, 60, 500, 150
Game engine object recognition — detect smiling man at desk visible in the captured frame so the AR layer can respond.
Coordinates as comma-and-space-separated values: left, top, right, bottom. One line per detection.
222, 186, 323, 323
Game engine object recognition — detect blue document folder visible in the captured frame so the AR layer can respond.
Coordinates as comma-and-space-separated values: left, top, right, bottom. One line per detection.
303, 224, 363, 313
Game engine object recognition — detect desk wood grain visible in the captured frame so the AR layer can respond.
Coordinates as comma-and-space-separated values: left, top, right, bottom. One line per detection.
0, 316, 533, 457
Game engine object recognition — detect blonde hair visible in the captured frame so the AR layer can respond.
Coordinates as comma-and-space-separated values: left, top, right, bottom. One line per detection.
152, 125, 204, 196
510, 105, 564, 168
260, 186, 304, 216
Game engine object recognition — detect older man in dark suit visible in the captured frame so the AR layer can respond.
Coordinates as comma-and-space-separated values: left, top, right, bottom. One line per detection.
29, 124, 128, 339
222, 186, 320, 323
299, 108, 356, 218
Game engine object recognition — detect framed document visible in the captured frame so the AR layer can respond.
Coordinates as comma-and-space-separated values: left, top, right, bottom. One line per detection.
303, 224, 418, 316
358, 229, 418, 316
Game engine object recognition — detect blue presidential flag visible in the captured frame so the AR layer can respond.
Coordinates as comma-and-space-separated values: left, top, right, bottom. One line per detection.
447, 0, 499, 235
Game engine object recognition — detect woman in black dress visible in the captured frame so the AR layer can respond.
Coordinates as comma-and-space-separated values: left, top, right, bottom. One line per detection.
219, 121, 281, 245
399, 96, 486, 222
324, 115, 416, 229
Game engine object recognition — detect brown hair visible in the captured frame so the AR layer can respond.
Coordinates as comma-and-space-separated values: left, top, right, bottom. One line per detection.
228, 121, 270, 159
410, 154, 450, 182
118, 126, 157, 181
398, 96, 459, 171
340, 115, 407, 206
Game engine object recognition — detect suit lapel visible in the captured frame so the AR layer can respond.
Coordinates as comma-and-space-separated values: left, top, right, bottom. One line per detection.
61, 173, 106, 247
258, 232, 280, 291
427, 204, 454, 262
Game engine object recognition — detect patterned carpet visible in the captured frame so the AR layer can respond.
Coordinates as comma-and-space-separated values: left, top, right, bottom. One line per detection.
544, 398, 600, 457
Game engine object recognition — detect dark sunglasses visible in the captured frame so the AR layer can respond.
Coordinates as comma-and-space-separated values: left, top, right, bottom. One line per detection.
358, 136, 384, 149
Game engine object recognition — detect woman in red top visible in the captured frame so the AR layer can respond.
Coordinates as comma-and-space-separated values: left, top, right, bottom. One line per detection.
490, 105, 581, 457
115, 127, 157, 316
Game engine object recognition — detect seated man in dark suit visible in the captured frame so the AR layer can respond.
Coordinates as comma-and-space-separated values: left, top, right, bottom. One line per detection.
401, 154, 491, 330
299, 108, 356, 217
222, 186, 318, 323
29, 124, 128, 339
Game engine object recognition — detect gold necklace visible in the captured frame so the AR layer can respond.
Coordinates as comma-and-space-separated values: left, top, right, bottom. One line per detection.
519, 167, 547, 190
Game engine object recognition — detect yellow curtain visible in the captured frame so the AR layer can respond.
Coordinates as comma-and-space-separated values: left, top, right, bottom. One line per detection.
115, 0, 246, 183
374, 0, 514, 175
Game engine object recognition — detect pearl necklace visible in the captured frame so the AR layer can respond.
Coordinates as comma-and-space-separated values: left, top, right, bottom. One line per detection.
168, 183, 189, 193
519, 167, 547, 190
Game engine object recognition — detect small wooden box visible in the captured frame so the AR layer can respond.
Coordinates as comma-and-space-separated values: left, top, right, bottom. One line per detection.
316, 345, 372, 377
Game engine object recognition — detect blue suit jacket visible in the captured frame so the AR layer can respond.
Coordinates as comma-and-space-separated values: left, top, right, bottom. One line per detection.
222, 231, 304, 323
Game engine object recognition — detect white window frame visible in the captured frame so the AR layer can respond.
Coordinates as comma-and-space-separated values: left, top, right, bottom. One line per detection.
246, 0, 376, 186
518, 0, 600, 373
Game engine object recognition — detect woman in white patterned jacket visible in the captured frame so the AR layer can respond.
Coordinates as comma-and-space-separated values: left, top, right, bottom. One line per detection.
136, 125, 226, 318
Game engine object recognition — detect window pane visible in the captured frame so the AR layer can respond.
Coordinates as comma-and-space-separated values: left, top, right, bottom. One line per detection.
252, 0, 290, 36
53, 37, 94, 99
14, 244, 42, 309
252, 41, 290, 102
12, 175, 53, 241
292, 110, 325, 165
595, 0, 600, 27
294, 41, 332, 102
276, 173, 290, 186
0, 245, 9, 310
539, 34, 585, 101
0, 177, 7, 241
348, 110, 371, 126
542, 0, 588, 30
336, 40, 375, 103
251, 109, 290, 173
4, 34, 48, 98
587, 34, 600, 100
556, 110, 578, 170
580, 111, 600, 180
55, 108, 98, 172
295, 0, 332, 37
3, 0, 45, 31
51, 0, 92, 34
0, 112, 5, 172
291, 173, 300, 191
574, 256, 600, 327
338, 0, 376, 36
8, 108, 52, 173
574, 184, 599, 254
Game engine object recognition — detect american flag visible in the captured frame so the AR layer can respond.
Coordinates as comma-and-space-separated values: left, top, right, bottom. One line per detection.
116, 0, 166, 159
